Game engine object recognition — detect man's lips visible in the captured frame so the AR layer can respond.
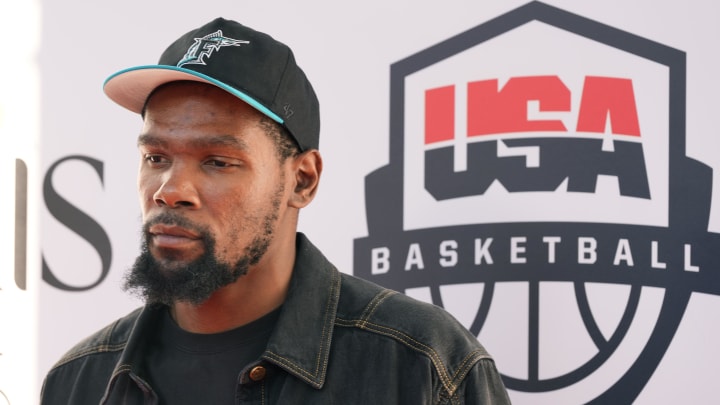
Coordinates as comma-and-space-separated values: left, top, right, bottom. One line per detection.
148, 224, 202, 249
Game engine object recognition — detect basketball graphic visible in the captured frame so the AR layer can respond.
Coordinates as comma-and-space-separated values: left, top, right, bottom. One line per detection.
353, 2, 720, 403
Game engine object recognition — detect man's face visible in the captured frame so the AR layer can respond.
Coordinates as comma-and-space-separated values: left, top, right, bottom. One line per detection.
125, 81, 291, 305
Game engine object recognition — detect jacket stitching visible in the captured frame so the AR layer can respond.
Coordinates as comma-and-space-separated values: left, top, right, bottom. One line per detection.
359, 289, 396, 327
335, 317, 458, 394
450, 349, 488, 382
314, 266, 340, 384
50, 315, 130, 370
261, 379, 266, 405
263, 269, 341, 387
51, 342, 127, 369
264, 351, 317, 382
336, 317, 493, 398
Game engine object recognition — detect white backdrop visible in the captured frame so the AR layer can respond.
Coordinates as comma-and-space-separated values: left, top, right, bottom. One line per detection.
1, 1, 719, 403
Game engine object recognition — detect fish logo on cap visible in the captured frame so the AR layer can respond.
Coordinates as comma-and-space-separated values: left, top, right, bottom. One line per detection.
177, 30, 249, 67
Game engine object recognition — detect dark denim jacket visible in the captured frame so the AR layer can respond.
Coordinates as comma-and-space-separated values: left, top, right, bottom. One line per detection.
41, 234, 511, 404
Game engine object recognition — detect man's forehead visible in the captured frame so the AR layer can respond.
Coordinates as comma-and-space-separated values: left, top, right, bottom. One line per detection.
141, 84, 264, 133
143, 81, 260, 116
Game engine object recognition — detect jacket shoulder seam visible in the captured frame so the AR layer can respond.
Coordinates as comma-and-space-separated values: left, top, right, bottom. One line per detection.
48, 318, 128, 371
358, 289, 397, 327
52, 342, 128, 369
335, 317, 490, 396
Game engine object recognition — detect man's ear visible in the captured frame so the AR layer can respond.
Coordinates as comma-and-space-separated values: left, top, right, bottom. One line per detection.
289, 150, 322, 208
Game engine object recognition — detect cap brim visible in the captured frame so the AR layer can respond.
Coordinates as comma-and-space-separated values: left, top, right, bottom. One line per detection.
103, 65, 283, 123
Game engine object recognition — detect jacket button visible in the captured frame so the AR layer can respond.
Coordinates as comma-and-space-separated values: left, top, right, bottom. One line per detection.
249, 365, 267, 382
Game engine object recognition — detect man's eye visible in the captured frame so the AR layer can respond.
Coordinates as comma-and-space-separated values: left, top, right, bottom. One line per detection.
205, 159, 238, 168
145, 155, 164, 163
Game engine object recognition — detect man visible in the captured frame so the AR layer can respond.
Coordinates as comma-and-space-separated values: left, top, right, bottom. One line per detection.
41, 17, 511, 404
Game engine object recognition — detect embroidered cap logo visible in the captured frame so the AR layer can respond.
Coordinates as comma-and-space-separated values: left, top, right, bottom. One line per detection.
177, 30, 249, 67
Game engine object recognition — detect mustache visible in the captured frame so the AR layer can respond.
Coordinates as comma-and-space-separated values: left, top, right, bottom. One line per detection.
142, 212, 209, 239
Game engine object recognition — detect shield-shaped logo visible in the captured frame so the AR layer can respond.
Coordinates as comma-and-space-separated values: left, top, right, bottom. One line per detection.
354, 2, 720, 403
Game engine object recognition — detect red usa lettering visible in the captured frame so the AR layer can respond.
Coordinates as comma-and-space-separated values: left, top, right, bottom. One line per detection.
425, 76, 640, 143
422, 75, 650, 200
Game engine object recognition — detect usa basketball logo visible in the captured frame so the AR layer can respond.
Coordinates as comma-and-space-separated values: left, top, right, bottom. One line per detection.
353, 2, 720, 403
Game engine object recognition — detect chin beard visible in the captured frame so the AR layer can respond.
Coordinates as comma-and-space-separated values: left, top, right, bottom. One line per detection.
123, 212, 271, 306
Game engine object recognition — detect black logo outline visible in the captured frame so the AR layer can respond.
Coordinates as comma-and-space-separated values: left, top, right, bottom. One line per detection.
353, 1, 720, 402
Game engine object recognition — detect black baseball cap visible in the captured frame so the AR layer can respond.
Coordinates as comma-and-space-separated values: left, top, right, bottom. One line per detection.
103, 17, 320, 151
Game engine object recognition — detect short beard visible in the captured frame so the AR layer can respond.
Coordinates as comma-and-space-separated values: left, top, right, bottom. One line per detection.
122, 211, 273, 306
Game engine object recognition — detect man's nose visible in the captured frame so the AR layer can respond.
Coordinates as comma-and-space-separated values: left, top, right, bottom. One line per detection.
152, 165, 201, 209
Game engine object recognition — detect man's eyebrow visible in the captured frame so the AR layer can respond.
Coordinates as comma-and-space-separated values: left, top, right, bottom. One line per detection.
137, 134, 167, 148
137, 134, 249, 150
194, 134, 249, 150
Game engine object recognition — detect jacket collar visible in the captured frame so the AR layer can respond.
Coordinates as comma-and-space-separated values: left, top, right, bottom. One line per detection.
101, 307, 162, 403
261, 233, 341, 389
